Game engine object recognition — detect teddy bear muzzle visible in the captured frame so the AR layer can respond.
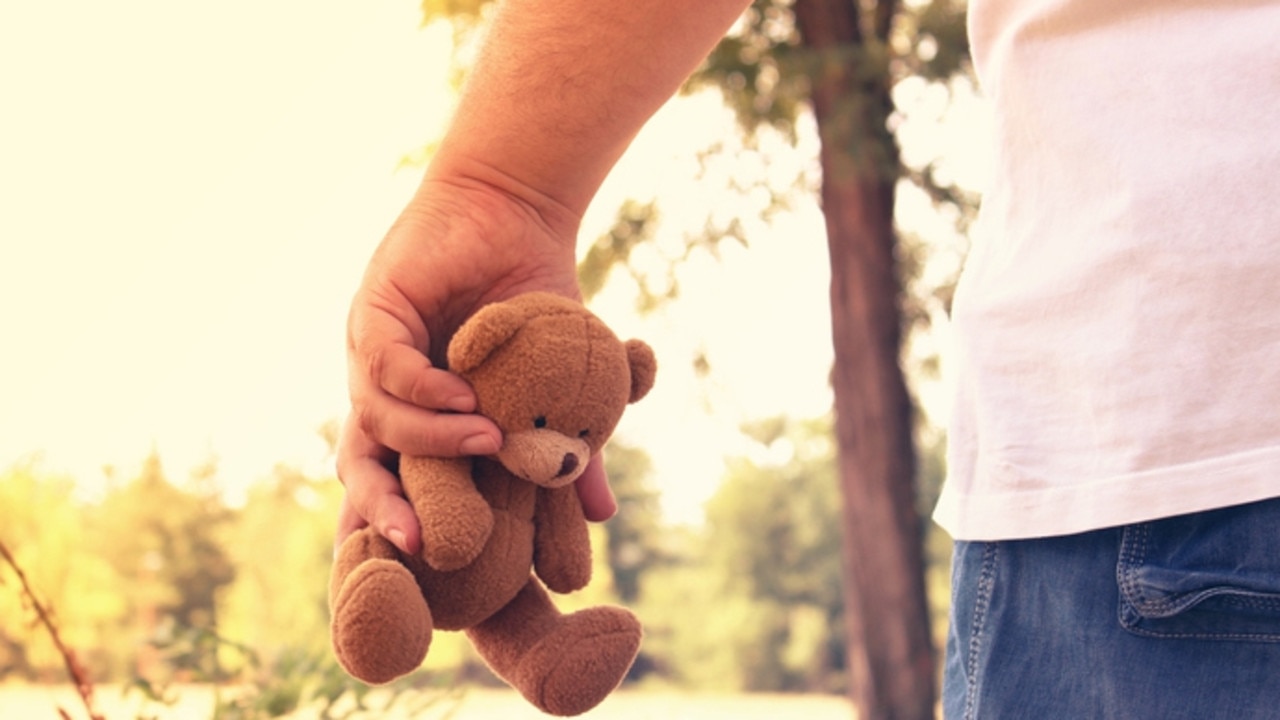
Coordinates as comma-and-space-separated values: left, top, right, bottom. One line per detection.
495, 430, 591, 488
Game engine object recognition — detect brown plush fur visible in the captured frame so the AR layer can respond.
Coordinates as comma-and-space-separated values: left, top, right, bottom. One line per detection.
330, 293, 655, 716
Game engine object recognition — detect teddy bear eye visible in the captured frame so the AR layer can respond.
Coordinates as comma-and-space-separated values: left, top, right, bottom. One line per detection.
578, 429, 590, 438
534, 416, 547, 429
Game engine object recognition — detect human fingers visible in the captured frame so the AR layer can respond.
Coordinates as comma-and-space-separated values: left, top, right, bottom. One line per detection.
575, 453, 617, 522
334, 495, 368, 554
335, 416, 422, 555
375, 341, 478, 412
351, 389, 501, 459
349, 303, 502, 457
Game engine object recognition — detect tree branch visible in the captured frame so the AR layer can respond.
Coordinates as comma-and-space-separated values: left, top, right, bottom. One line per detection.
0, 539, 106, 720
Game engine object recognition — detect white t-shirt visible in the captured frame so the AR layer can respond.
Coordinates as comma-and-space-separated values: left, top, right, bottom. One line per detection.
933, 0, 1280, 540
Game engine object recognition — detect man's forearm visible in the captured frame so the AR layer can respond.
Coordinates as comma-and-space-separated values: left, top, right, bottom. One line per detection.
426, 0, 751, 228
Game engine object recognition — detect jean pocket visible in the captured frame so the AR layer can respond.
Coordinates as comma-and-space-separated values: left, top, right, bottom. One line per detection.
1117, 498, 1280, 642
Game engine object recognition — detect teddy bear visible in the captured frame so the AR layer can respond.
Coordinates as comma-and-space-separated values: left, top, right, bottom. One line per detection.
329, 292, 656, 717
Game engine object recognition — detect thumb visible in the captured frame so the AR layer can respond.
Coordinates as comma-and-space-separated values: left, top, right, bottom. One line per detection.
574, 453, 617, 522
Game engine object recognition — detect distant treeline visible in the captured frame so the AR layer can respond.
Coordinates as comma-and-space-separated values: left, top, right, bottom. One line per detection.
0, 416, 950, 694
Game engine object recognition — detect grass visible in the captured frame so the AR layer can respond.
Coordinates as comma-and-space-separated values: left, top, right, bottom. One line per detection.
0, 684, 856, 720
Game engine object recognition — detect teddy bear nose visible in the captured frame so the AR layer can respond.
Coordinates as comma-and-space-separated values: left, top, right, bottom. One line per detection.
558, 453, 579, 477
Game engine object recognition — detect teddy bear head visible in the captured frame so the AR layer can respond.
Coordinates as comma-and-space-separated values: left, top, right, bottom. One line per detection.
447, 293, 656, 489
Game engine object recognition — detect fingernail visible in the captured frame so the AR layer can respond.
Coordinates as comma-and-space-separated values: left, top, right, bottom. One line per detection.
388, 529, 408, 554
459, 434, 500, 455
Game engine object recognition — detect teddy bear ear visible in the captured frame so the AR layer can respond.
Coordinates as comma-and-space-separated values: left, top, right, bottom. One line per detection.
447, 301, 529, 374
624, 339, 656, 404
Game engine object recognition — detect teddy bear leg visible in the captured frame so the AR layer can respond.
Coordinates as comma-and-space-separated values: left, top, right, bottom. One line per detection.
465, 576, 641, 716
330, 528, 433, 685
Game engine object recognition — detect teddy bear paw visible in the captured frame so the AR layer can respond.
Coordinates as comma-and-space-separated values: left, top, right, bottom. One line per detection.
420, 498, 494, 572
331, 559, 433, 685
515, 606, 642, 716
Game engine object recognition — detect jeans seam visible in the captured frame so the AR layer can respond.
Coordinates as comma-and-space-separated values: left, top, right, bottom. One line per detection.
1122, 624, 1280, 642
1220, 595, 1280, 611
1140, 589, 1280, 616
1117, 523, 1146, 618
1119, 520, 1280, 641
964, 542, 999, 720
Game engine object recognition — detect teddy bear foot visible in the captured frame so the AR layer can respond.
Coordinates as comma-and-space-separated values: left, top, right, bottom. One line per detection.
514, 607, 642, 716
331, 559, 432, 685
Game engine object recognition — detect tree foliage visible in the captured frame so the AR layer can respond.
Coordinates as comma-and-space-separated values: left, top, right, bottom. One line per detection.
692, 0, 975, 314
0, 464, 119, 680
90, 452, 237, 680
219, 464, 344, 662
705, 416, 847, 691
600, 444, 667, 604
0, 455, 327, 684
631, 416, 849, 692
0, 443, 666, 681
1, 424, 955, 703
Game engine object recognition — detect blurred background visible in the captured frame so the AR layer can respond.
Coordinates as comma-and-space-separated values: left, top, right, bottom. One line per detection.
1, 1, 981, 717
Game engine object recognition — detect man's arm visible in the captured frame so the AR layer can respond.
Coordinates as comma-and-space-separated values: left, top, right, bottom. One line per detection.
429, 0, 752, 226
338, 0, 750, 555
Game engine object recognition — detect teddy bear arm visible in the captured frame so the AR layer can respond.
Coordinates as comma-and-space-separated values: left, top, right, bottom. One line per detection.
533, 485, 592, 593
401, 455, 494, 571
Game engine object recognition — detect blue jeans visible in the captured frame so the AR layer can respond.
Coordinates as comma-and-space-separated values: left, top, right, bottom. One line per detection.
943, 497, 1280, 719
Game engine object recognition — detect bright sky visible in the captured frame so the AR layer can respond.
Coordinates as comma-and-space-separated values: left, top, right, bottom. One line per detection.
1, 1, 851, 525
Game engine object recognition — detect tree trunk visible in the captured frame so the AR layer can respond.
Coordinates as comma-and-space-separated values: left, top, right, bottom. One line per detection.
793, 1, 937, 718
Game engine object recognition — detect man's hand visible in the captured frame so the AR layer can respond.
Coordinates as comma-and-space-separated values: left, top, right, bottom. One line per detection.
336, 168, 616, 555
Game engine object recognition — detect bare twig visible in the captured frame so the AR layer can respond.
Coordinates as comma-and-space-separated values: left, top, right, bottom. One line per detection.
0, 538, 107, 720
